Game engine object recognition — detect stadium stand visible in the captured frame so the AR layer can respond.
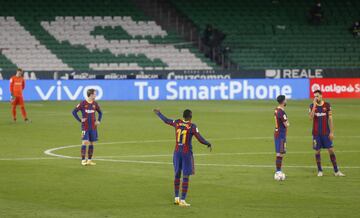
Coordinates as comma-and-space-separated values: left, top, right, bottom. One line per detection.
0, 0, 214, 71
170, 0, 360, 69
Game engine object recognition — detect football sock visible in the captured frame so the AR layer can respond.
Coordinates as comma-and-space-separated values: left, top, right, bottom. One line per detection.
276, 156, 283, 171
88, 145, 94, 160
315, 153, 322, 172
81, 145, 86, 160
174, 173, 181, 197
330, 153, 339, 173
12, 106, 16, 120
20, 106, 27, 120
181, 176, 189, 200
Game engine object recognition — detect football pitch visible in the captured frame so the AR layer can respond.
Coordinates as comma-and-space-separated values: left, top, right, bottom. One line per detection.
0, 100, 359, 218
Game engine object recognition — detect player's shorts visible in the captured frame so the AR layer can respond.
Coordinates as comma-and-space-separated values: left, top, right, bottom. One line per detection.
173, 151, 194, 176
313, 135, 333, 150
274, 134, 286, 154
11, 96, 24, 106
82, 130, 98, 142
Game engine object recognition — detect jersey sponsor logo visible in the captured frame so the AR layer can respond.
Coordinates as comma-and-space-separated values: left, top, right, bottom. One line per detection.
315, 112, 327, 117
85, 109, 95, 114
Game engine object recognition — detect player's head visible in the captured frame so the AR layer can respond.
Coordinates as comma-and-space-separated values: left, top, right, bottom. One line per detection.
87, 89, 97, 101
277, 95, 287, 107
313, 90, 322, 103
16, 68, 23, 77
183, 109, 192, 121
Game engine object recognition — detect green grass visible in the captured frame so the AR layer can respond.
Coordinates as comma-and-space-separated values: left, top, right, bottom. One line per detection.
0, 100, 359, 218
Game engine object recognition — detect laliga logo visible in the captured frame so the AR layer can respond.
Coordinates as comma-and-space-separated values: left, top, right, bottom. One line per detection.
35, 81, 103, 100
311, 83, 321, 92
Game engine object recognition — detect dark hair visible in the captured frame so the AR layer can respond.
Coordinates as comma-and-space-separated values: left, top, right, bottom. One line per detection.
313, 90, 322, 95
183, 109, 192, 119
277, 95, 286, 104
16, 68, 23, 72
87, 89, 96, 97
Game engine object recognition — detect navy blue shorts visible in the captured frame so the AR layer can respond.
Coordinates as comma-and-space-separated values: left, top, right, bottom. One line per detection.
313, 135, 333, 150
173, 151, 194, 176
274, 135, 286, 154
82, 130, 98, 142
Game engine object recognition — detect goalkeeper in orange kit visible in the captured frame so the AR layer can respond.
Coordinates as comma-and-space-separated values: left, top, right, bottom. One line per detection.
9, 68, 30, 122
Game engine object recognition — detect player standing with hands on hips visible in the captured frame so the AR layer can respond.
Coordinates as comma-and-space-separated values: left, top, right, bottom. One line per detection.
154, 109, 212, 207
309, 90, 345, 177
72, 89, 102, 166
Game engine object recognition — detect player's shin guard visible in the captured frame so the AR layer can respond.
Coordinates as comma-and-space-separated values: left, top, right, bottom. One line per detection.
20, 106, 27, 120
276, 156, 283, 171
315, 153, 322, 172
181, 177, 189, 200
12, 106, 16, 120
174, 173, 181, 197
330, 153, 339, 173
81, 145, 86, 160
88, 145, 94, 160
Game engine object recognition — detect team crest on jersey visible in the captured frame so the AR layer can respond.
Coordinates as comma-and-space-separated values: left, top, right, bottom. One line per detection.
323, 107, 327, 112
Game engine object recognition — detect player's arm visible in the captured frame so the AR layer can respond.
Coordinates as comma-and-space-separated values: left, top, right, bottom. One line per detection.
309, 100, 317, 120
9, 78, 14, 100
72, 103, 83, 122
153, 109, 176, 126
280, 111, 290, 127
328, 105, 334, 140
22, 79, 25, 90
193, 125, 212, 151
95, 103, 102, 125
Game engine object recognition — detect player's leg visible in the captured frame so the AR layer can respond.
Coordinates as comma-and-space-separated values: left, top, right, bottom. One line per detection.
179, 175, 190, 207
19, 97, 29, 122
81, 140, 89, 166
11, 97, 18, 121
327, 147, 345, 176
179, 153, 193, 207
275, 137, 286, 173
313, 136, 323, 176
86, 130, 97, 166
173, 152, 182, 205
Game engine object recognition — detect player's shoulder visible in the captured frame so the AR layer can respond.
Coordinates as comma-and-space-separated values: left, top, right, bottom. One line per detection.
309, 103, 314, 108
78, 100, 86, 106
324, 102, 331, 107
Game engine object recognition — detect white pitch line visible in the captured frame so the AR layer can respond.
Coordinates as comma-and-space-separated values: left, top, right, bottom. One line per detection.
95, 150, 360, 158
0, 157, 59, 161
44, 134, 360, 158
42, 137, 360, 169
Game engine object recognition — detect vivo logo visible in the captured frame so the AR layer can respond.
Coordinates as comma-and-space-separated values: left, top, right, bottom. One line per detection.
35, 81, 103, 100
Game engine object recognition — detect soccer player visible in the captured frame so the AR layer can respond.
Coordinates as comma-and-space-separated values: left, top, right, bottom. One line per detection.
72, 89, 102, 166
274, 95, 290, 176
154, 109, 212, 207
309, 90, 345, 177
9, 68, 30, 122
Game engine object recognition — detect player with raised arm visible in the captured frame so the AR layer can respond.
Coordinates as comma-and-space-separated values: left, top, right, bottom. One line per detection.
273, 95, 290, 179
10, 68, 30, 123
154, 109, 212, 207
72, 89, 102, 166
309, 90, 344, 177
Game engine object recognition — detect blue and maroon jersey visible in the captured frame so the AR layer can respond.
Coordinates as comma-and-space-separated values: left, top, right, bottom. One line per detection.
156, 112, 210, 153
309, 102, 332, 136
274, 107, 288, 137
72, 100, 102, 131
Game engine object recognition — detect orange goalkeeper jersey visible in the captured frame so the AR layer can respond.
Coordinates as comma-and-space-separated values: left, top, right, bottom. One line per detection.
10, 76, 25, 97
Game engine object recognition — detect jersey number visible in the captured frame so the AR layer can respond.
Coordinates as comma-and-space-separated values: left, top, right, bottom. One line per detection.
177, 129, 188, 145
